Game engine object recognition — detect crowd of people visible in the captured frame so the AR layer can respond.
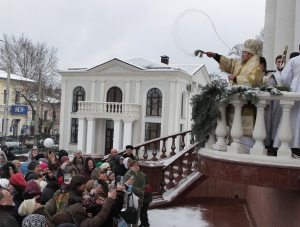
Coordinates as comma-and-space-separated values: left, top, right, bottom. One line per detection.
0, 145, 152, 227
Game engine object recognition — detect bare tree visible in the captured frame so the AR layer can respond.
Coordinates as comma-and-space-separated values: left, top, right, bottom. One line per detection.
0, 34, 60, 134
228, 28, 264, 59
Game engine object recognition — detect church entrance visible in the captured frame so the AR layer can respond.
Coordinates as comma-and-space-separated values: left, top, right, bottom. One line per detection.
105, 120, 114, 155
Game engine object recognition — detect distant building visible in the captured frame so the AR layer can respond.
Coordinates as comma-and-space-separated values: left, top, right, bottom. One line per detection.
0, 70, 35, 136
58, 56, 210, 154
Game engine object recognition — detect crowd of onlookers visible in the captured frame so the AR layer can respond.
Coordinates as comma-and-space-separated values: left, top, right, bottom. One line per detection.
0, 145, 152, 227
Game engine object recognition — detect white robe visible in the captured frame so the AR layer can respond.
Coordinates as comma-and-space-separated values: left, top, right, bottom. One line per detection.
273, 55, 300, 148
273, 69, 283, 85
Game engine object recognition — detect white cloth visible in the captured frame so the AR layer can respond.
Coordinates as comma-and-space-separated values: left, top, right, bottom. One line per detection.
273, 55, 300, 148
273, 69, 283, 85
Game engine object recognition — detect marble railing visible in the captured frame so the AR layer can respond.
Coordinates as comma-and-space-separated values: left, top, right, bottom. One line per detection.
206, 91, 300, 160
77, 101, 140, 116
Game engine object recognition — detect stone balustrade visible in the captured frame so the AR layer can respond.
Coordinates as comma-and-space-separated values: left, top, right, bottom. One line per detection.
77, 101, 140, 116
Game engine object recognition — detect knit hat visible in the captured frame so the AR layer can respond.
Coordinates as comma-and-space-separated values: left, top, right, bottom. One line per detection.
10, 172, 27, 188
26, 173, 41, 181
22, 214, 46, 227
20, 162, 29, 176
0, 178, 9, 188
86, 180, 95, 192
25, 180, 42, 195
40, 162, 48, 171
100, 162, 110, 170
81, 193, 98, 209
28, 160, 40, 171
91, 167, 102, 180
96, 162, 103, 167
97, 179, 109, 196
242, 39, 260, 55
18, 198, 37, 216
74, 150, 82, 154
64, 165, 78, 175
61, 156, 69, 164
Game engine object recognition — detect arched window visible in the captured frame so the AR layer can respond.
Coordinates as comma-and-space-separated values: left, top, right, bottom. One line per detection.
72, 86, 85, 112
146, 88, 162, 116
106, 86, 122, 102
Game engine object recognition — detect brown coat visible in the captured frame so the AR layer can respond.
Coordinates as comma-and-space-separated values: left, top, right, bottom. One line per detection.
34, 206, 53, 227
52, 197, 114, 227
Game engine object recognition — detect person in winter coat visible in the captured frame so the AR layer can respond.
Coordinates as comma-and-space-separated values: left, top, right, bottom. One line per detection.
0, 150, 7, 165
45, 149, 61, 173
0, 188, 19, 227
1, 162, 18, 179
25, 160, 41, 181
20, 162, 29, 176
113, 155, 127, 177
79, 157, 96, 181
123, 157, 132, 170
139, 174, 153, 227
124, 160, 145, 227
52, 190, 117, 227
22, 214, 47, 227
69, 174, 87, 205
57, 156, 70, 180
1, 146, 18, 161
10, 172, 26, 203
23, 179, 43, 204
123, 145, 136, 160
41, 181, 60, 202
12, 160, 21, 172
26, 148, 39, 162
71, 150, 84, 172
57, 165, 78, 189
58, 150, 69, 163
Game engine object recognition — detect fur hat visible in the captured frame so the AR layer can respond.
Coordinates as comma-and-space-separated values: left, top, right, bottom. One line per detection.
40, 162, 48, 171
0, 178, 10, 188
28, 160, 40, 171
91, 167, 102, 180
86, 180, 95, 192
22, 214, 46, 227
126, 145, 134, 150
100, 162, 110, 170
18, 198, 37, 216
61, 156, 69, 164
242, 39, 260, 55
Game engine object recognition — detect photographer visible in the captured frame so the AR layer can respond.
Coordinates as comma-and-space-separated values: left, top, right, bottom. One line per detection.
1, 145, 18, 161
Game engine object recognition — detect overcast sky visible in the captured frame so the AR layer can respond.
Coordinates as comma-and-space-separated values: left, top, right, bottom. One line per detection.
0, 0, 266, 74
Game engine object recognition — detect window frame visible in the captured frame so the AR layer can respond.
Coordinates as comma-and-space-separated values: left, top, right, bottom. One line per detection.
72, 86, 85, 112
146, 88, 162, 116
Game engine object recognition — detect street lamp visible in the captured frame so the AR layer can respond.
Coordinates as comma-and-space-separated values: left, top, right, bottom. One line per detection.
0, 40, 11, 138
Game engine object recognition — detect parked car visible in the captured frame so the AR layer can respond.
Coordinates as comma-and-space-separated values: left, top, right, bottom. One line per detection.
5, 138, 22, 148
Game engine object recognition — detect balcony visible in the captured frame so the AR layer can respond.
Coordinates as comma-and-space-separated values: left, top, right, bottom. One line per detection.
199, 91, 300, 191
77, 101, 140, 119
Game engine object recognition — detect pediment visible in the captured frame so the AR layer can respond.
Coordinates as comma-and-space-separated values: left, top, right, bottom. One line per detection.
88, 59, 142, 74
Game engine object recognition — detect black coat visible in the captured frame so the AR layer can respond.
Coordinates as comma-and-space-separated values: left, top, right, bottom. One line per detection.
0, 205, 19, 227
42, 181, 61, 202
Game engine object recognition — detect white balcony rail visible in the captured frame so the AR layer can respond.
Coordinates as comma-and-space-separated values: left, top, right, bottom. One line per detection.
206, 91, 300, 161
77, 101, 140, 116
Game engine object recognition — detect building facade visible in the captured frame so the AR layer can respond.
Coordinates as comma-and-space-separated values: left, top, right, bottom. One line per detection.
59, 56, 209, 155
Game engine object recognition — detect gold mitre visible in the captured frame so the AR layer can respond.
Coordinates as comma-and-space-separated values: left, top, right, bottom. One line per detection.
242, 39, 259, 55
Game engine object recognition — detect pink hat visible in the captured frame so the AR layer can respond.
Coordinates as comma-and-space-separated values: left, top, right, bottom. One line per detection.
40, 162, 48, 171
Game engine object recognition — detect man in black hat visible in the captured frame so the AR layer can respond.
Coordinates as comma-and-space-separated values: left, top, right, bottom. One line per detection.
123, 145, 135, 160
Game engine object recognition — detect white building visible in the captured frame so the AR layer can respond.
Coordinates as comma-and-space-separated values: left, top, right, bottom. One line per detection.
263, 0, 300, 66
58, 56, 209, 155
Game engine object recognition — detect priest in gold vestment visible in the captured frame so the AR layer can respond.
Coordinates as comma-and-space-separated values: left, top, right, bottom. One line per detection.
206, 39, 263, 87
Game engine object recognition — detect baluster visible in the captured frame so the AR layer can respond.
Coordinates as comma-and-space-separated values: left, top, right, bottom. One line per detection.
185, 150, 192, 175
170, 136, 176, 156
177, 157, 183, 181
277, 100, 294, 158
151, 142, 158, 161
169, 165, 175, 188
135, 147, 140, 161
212, 103, 227, 150
143, 145, 148, 160
227, 100, 247, 154
160, 139, 167, 159
194, 149, 199, 171
160, 170, 166, 193
180, 134, 185, 151
250, 100, 268, 155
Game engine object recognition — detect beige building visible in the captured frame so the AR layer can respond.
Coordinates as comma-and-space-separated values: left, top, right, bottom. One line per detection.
0, 70, 35, 136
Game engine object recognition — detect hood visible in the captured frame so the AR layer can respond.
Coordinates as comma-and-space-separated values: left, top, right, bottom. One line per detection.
20, 162, 29, 176
114, 155, 124, 168
83, 157, 96, 173
1, 162, 18, 179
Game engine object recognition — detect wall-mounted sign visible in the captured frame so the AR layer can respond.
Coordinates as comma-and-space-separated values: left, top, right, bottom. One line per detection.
11, 105, 28, 114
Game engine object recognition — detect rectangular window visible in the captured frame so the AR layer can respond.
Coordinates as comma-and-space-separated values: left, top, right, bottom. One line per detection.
71, 118, 78, 143
15, 91, 21, 104
145, 122, 161, 149
3, 90, 6, 104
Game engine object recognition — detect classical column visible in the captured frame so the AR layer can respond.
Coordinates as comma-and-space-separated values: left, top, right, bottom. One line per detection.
86, 118, 96, 154
90, 80, 96, 101
125, 80, 131, 103
99, 79, 106, 102
135, 80, 141, 104
113, 119, 121, 150
227, 100, 247, 154
212, 104, 227, 151
77, 117, 87, 152
123, 120, 133, 148
250, 101, 269, 156
59, 79, 67, 149
277, 100, 294, 158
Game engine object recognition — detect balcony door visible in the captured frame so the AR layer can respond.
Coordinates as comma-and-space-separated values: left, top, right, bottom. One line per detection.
105, 120, 114, 155
106, 87, 122, 113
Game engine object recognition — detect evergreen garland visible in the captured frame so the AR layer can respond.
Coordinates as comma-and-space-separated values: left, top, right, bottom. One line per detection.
191, 78, 291, 147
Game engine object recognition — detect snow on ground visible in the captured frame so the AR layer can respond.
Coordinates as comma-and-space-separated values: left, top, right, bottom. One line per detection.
148, 206, 209, 227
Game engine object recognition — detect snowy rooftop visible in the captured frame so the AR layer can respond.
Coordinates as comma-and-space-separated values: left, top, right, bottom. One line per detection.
123, 57, 204, 75
0, 70, 35, 83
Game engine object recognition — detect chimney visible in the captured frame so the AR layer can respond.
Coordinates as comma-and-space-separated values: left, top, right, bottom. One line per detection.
161, 55, 169, 65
